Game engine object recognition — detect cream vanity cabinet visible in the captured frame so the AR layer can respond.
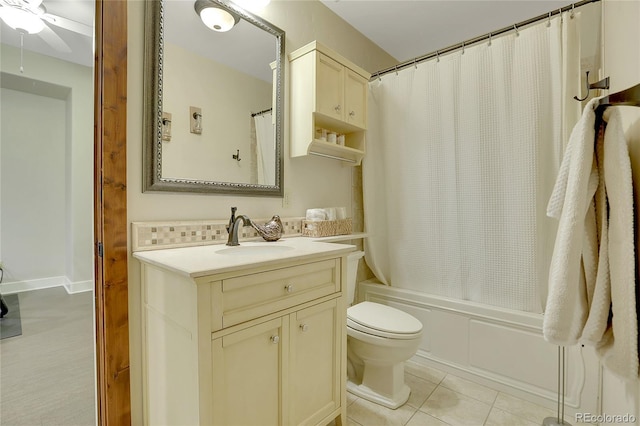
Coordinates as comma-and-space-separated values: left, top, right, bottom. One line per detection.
135, 240, 353, 426
289, 41, 371, 165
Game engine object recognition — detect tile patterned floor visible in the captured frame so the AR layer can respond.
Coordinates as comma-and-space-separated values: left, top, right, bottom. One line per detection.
342, 361, 556, 426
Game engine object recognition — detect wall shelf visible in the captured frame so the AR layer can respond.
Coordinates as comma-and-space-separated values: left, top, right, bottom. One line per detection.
289, 41, 370, 166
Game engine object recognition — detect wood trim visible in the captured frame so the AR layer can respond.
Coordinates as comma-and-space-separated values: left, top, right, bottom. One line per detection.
94, 0, 130, 424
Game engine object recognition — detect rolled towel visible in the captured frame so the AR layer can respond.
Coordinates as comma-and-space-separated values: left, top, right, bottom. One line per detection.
335, 207, 347, 220
305, 208, 326, 221
324, 207, 337, 221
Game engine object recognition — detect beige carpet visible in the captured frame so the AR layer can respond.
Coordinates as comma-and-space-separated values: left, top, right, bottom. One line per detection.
0, 287, 96, 426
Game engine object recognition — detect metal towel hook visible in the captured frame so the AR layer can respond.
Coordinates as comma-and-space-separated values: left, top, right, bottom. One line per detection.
574, 70, 611, 101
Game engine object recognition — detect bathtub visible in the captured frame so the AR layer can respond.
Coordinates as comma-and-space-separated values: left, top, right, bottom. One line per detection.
358, 280, 601, 414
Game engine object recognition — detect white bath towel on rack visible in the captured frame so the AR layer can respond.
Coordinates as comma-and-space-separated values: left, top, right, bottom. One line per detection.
594, 107, 638, 380
544, 98, 600, 345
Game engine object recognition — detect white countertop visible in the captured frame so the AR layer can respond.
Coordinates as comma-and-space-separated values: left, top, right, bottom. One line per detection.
133, 237, 356, 278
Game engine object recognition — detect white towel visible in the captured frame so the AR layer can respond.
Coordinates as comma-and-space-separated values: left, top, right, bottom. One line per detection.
594, 108, 638, 380
580, 122, 611, 346
544, 98, 600, 345
545, 102, 638, 380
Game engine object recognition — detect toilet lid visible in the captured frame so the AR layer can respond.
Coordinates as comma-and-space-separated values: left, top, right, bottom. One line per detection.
347, 302, 423, 336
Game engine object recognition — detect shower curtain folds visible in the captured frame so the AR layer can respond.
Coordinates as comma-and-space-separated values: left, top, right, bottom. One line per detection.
363, 13, 580, 313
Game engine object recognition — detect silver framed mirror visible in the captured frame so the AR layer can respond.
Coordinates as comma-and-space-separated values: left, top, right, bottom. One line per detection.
143, 0, 284, 196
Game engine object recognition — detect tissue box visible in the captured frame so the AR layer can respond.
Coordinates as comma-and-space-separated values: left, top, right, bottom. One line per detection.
302, 218, 352, 237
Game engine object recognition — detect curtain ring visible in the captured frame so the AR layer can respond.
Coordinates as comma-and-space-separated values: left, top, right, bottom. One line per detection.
378, 73, 381, 82
513, 24, 519, 36
559, 8, 563, 23
461, 41, 465, 55
436, 50, 440, 63
414, 58, 417, 69
571, 3, 575, 18
488, 33, 492, 46
547, 12, 552, 27
395, 65, 398, 76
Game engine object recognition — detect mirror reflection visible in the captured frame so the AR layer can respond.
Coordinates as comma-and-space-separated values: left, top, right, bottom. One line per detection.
143, 0, 284, 195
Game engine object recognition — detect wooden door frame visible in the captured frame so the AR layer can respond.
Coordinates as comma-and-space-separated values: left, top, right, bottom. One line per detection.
94, 0, 130, 424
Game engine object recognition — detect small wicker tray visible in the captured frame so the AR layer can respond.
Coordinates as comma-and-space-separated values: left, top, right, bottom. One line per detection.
302, 218, 352, 238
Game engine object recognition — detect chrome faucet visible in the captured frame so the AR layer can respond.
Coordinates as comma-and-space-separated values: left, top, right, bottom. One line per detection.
227, 214, 252, 246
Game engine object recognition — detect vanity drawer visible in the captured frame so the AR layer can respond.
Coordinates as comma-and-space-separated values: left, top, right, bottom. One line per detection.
221, 259, 340, 328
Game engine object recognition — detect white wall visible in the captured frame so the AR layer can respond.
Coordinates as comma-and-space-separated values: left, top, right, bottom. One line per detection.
127, 1, 396, 422
0, 88, 67, 282
0, 46, 94, 291
601, 0, 640, 423
162, 42, 272, 183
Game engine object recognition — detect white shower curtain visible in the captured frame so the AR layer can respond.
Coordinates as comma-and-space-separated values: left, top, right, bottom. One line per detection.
364, 13, 580, 313
254, 112, 275, 185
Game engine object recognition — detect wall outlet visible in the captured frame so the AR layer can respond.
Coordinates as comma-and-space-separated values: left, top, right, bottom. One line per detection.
282, 191, 292, 208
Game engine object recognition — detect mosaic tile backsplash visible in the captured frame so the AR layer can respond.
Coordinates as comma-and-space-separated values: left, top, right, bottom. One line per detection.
132, 217, 305, 252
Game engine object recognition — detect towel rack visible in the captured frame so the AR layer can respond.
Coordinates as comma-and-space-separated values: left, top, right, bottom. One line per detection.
595, 82, 640, 114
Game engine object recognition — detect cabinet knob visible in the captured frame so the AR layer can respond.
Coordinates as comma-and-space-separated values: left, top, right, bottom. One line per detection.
334, 104, 341, 112
285, 285, 294, 293
300, 324, 309, 332
270, 335, 280, 344
349, 111, 356, 117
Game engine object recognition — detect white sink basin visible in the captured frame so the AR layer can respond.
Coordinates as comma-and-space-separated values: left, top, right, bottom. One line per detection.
217, 244, 295, 256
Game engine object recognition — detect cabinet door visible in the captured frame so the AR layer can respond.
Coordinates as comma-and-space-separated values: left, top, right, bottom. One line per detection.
290, 299, 341, 426
345, 69, 368, 129
212, 317, 289, 426
315, 53, 344, 120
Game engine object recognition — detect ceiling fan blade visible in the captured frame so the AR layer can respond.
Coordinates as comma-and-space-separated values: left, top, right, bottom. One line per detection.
42, 12, 92, 37
38, 23, 71, 52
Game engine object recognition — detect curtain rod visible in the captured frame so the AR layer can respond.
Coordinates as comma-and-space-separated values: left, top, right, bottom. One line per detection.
251, 108, 272, 117
372, 0, 601, 80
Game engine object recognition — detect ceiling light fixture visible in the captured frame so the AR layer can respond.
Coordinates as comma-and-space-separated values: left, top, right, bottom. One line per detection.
194, 0, 240, 32
0, 6, 45, 34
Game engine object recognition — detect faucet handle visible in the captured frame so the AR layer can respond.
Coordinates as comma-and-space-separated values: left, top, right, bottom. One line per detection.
227, 206, 238, 233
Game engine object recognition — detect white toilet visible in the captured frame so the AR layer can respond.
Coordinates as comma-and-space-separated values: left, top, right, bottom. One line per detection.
345, 251, 423, 409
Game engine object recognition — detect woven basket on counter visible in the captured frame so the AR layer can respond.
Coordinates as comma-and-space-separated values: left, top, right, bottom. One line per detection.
301, 218, 352, 237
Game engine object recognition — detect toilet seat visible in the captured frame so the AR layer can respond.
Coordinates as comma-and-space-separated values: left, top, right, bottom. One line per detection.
347, 302, 422, 340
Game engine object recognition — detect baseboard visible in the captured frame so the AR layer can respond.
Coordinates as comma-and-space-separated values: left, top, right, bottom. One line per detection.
0, 276, 66, 294
0, 276, 93, 294
63, 278, 94, 294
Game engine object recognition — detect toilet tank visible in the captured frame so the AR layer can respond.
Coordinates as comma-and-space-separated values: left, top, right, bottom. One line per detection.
347, 251, 365, 305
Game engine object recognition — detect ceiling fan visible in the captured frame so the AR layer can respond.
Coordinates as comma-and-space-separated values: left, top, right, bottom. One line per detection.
0, 0, 92, 53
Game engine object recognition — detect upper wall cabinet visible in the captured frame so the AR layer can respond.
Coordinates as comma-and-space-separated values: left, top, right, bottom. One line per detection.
289, 41, 371, 165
